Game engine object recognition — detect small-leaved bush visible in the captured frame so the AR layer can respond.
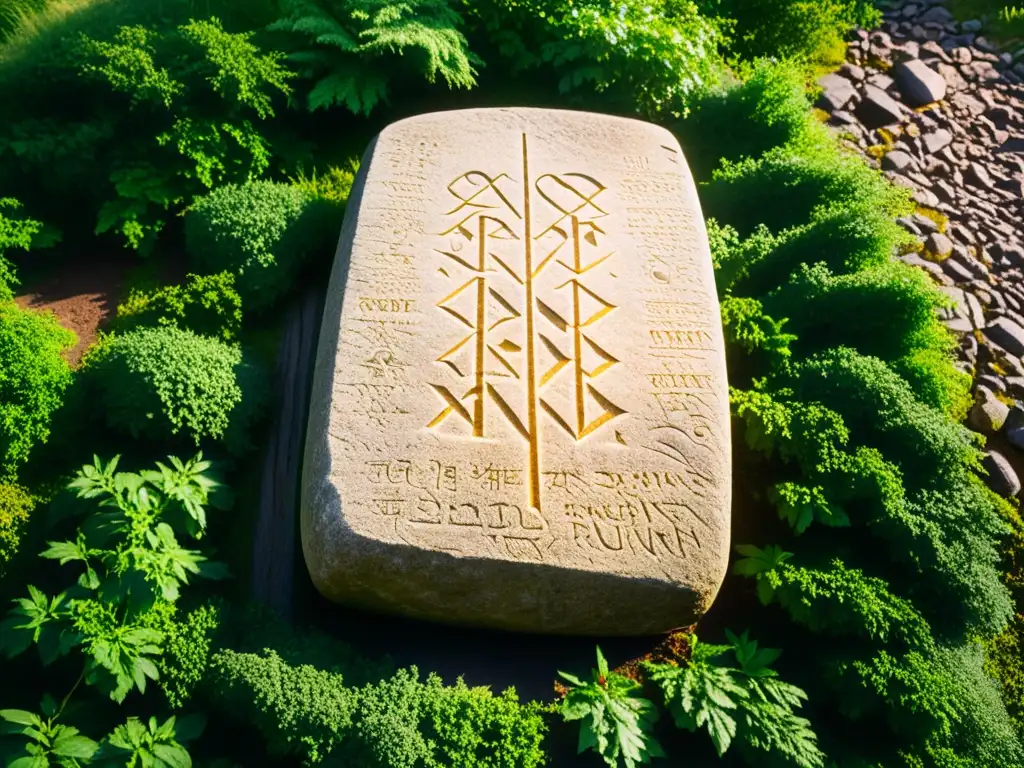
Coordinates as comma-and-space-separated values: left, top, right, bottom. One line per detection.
0, 301, 75, 479
697, 0, 880, 72
113, 271, 244, 343
695, 61, 1024, 766
0, 196, 42, 300
0, 481, 33, 577
207, 642, 548, 766
186, 180, 341, 313
81, 325, 267, 456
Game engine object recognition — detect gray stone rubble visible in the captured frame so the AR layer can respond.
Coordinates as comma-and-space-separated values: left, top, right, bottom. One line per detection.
819, 0, 1024, 495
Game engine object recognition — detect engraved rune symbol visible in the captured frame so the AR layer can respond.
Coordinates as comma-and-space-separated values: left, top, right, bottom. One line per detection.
427, 135, 627, 512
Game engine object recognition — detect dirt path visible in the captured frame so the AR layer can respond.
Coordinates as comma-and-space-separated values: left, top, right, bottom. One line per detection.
13, 258, 133, 366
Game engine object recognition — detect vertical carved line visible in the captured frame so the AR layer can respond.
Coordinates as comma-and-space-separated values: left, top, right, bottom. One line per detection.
522, 133, 541, 512
571, 215, 584, 438
474, 215, 486, 436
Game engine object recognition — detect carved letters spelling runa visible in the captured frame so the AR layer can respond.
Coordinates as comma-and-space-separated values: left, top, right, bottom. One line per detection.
301, 109, 732, 636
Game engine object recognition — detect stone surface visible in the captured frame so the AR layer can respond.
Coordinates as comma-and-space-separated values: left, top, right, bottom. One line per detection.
817, 73, 857, 111
894, 59, 948, 105
857, 85, 905, 127
986, 316, 1024, 357
301, 108, 732, 635
969, 387, 1009, 432
982, 450, 1021, 497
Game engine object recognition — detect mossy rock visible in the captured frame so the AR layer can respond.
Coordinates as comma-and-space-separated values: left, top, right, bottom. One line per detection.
915, 205, 949, 234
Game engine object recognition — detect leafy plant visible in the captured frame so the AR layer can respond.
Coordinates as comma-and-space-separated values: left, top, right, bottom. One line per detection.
0, 196, 44, 300
81, 326, 267, 455
466, 0, 728, 116
269, 0, 479, 114
186, 180, 341, 313
113, 271, 244, 343
558, 646, 663, 768
95, 714, 204, 767
0, 301, 75, 479
77, 18, 294, 252
0, 481, 33, 576
0, 453, 230, 703
644, 630, 824, 767
1, 696, 99, 768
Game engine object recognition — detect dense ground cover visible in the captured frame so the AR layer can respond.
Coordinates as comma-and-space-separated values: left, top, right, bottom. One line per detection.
1, 0, 1022, 766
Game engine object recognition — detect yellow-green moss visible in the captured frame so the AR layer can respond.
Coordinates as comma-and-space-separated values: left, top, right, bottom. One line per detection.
915, 205, 949, 235
996, 390, 1017, 408
865, 53, 892, 71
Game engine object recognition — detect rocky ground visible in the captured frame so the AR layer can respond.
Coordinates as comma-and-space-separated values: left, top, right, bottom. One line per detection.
815, 0, 1024, 497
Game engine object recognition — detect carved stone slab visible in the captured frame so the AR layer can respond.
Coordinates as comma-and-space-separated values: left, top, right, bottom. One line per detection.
301, 108, 731, 635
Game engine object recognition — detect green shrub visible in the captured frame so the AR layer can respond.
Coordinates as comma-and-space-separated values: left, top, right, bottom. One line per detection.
186, 180, 341, 313
81, 325, 267, 455
675, 61, 828, 181
0, 481, 33, 576
0, 301, 75, 478
289, 162, 359, 205
465, 0, 728, 117
113, 271, 243, 343
558, 646, 663, 768
0, 14, 294, 253
76, 18, 294, 251
207, 641, 548, 767
698, 0, 880, 70
0, 453, 226, 765
0, 196, 43, 300
705, 58, 1022, 766
268, 0, 479, 115
160, 601, 224, 710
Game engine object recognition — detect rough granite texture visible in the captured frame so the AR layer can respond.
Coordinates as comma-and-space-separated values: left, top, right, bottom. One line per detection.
301, 108, 732, 635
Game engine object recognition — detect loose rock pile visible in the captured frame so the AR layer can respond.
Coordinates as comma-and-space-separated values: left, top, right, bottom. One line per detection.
816, 0, 1024, 497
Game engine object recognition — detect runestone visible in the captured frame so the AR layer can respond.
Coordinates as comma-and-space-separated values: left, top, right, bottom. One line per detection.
301, 108, 732, 635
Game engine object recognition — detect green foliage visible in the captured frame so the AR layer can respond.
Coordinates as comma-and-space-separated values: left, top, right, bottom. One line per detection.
985, 613, 1024, 741
645, 630, 824, 767
0, 196, 42, 300
1, 704, 204, 767
159, 601, 223, 710
465, 0, 728, 116
113, 272, 243, 343
0, 454, 222, 768
0, 301, 75, 479
269, 0, 479, 114
74, 17, 294, 252
0, 481, 33, 575
186, 180, 341, 313
82, 326, 267, 455
707, 61, 1023, 766
95, 714, 205, 767
0, 454, 230, 703
698, 0, 880, 69
675, 61, 828, 181
0, 0, 51, 44
208, 642, 548, 767
1, 697, 99, 767
558, 646, 662, 768
289, 162, 359, 204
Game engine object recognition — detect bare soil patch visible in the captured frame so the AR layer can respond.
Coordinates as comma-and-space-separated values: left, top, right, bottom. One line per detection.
14, 258, 132, 366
